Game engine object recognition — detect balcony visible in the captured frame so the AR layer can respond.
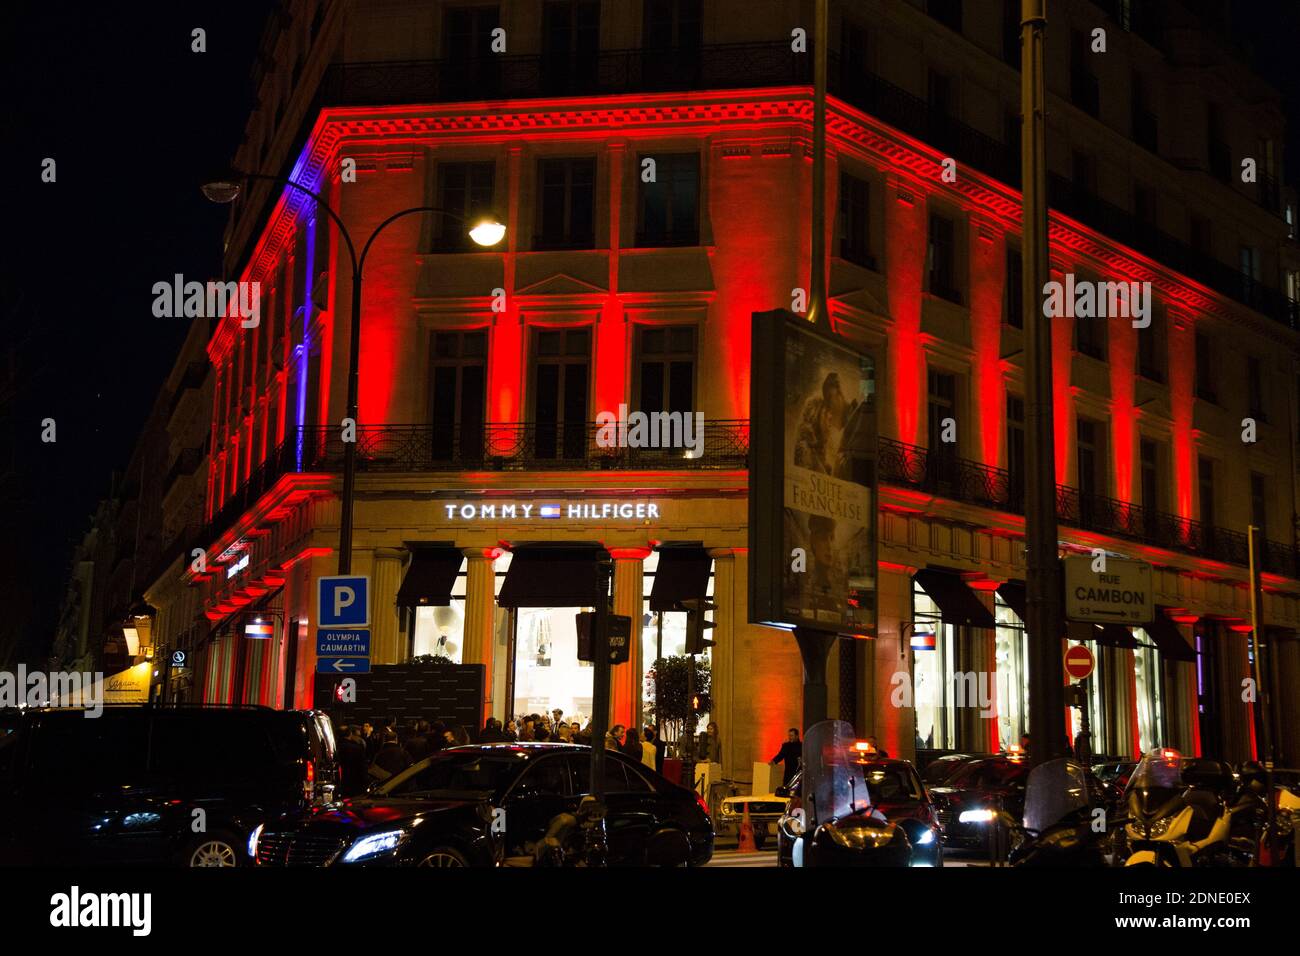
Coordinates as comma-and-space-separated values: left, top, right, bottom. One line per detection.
879, 437, 1300, 578
316, 42, 1290, 327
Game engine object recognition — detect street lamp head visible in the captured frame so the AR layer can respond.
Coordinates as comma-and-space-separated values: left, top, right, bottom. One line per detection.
468, 217, 506, 247
201, 180, 243, 204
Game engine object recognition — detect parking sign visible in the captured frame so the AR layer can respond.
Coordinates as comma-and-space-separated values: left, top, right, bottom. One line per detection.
318, 575, 370, 628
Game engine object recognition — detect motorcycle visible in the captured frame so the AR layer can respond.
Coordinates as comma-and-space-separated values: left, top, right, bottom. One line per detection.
994, 758, 1112, 866
781, 720, 913, 867
1122, 749, 1257, 867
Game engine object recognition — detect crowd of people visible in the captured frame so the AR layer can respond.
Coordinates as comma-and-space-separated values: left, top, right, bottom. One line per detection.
331, 711, 676, 796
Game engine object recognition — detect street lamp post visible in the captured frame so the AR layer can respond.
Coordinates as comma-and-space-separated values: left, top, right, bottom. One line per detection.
203, 173, 505, 574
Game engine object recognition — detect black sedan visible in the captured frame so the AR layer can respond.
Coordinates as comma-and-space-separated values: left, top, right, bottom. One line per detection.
252, 743, 713, 867
932, 756, 1116, 852
777, 759, 943, 867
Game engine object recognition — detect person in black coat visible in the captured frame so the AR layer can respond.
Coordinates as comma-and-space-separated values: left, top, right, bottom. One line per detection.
372, 730, 412, 779
336, 725, 369, 796
769, 727, 803, 787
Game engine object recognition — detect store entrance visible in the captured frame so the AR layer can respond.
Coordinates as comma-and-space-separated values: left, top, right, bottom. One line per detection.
505, 606, 595, 729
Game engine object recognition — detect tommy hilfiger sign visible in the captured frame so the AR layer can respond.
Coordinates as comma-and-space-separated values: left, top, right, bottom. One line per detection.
442, 500, 662, 521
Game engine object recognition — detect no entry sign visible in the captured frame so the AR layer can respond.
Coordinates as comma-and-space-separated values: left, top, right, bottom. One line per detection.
1065, 644, 1095, 681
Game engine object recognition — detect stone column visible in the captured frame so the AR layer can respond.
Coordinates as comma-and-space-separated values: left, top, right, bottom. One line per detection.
708, 548, 737, 777
609, 547, 650, 730
462, 547, 501, 725
371, 548, 405, 664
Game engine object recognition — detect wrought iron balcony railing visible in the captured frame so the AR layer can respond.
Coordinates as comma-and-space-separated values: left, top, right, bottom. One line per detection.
191, 426, 1298, 582
879, 436, 1300, 579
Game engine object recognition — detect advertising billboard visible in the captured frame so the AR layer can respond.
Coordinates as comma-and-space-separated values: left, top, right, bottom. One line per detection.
749, 310, 877, 636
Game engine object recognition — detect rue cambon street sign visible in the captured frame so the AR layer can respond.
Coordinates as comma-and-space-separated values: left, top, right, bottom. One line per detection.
1063, 555, 1153, 624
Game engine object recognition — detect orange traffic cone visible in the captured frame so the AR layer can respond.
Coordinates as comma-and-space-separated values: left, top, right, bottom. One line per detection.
738, 801, 757, 853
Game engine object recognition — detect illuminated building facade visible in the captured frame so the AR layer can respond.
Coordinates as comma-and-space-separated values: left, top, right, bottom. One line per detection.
181, 0, 1300, 775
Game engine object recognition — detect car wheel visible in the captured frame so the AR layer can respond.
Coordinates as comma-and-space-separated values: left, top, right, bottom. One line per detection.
184, 832, 242, 868
417, 847, 469, 867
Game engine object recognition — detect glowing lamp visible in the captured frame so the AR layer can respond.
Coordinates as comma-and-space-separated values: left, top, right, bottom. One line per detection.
122, 625, 140, 656
468, 218, 506, 247
201, 180, 242, 204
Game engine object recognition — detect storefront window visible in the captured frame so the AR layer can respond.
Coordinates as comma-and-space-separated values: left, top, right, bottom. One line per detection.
1132, 631, 1165, 754
1068, 637, 1105, 757
641, 549, 714, 743
911, 583, 955, 751
993, 594, 1028, 752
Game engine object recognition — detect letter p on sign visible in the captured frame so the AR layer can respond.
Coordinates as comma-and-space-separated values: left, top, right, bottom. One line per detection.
319, 575, 370, 628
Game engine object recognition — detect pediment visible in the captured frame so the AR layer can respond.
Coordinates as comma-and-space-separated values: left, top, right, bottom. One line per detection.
514, 272, 608, 297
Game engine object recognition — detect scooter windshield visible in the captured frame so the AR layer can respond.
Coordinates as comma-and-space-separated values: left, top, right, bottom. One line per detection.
802, 720, 868, 829
1022, 758, 1089, 834
1127, 751, 1184, 818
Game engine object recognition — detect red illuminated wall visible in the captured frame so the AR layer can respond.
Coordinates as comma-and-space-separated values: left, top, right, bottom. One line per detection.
883, 180, 927, 445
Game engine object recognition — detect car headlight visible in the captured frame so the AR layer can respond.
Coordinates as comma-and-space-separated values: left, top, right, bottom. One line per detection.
248, 824, 264, 859
958, 808, 995, 824
342, 829, 408, 863
915, 827, 936, 845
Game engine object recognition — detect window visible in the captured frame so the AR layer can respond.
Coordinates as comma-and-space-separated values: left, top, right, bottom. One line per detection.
1070, 31, 1099, 118
434, 162, 496, 252
1239, 245, 1261, 301
1002, 0, 1021, 67
1004, 244, 1022, 327
927, 369, 958, 479
1137, 301, 1163, 381
1074, 291, 1107, 361
1194, 332, 1215, 402
841, 18, 867, 78
536, 158, 596, 250
1076, 418, 1105, 501
443, 5, 502, 97
635, 325, 696, 415
531, 327, 591, 460
927, 0, 962, 33
1004, 111, 1022, 184
1134, 184, 1156, 229
1198, 455, 1215, 527
568, 753, 633, 794
642, 0, 702, 86
637, 152, 700, 247
1246, 355, 1265, 421
1207, 103, 1229, 182
1132, 72, 1157, 152
1190, 216, 1212, 258
1006, 394, 1025, 507
542, 1, 599, 95
837, 171, 874, 269
926, 212, 960, 304
1071, 150, 1097, 195
512, 755, 572, 798
927, 70, 952, 122
1250, 472, 1267, 540
1140, 437, 1161, 529
429, 330, 487, 461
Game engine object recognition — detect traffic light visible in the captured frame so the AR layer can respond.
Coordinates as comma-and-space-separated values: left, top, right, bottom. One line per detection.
680, 599, 716, 654
691, 693, 702, 712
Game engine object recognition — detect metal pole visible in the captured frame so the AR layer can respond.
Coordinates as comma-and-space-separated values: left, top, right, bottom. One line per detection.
1247, 526, 1276, 844
808, 0, 830, 331
589, 559, 613, 809
338, 268, 362, 574
1021, 0, 1066, 766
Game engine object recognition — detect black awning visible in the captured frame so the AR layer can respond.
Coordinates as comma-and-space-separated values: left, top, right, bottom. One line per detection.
997, 580, 1026, 621
1146, 607, 1197, 662
396, 546, 464, 608
649, 545, 712, 611
497, 544, 608, 608
914, 568, 996, 628
1097, 624, 1139, 649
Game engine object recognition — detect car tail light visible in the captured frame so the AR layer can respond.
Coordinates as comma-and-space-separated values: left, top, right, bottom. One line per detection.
695, 791, 709, 817
303, 759, 316, 801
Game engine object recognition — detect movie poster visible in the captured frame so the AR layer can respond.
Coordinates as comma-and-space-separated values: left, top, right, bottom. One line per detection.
780, 329, 875, 631
748, 309, 876, 636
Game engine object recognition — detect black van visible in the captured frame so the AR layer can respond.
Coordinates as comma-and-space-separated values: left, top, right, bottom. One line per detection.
0, 705, 337, 867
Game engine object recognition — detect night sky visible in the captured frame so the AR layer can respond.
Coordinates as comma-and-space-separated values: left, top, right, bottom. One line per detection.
1, 2, 1297, 665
